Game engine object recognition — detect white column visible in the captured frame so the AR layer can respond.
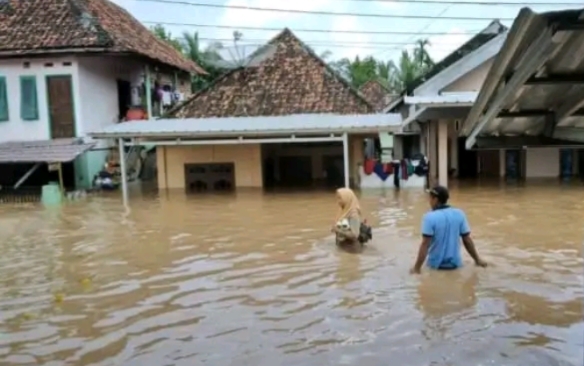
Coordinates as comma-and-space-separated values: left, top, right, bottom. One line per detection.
343, 132, 350, 188
437, 120, 448, 187
144, 65, 153, 119
118, 138, 129, 206
449, 128, 458, 176
429, 121, 437, 182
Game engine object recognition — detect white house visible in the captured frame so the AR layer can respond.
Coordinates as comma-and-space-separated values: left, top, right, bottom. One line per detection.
0, 0, 205, 190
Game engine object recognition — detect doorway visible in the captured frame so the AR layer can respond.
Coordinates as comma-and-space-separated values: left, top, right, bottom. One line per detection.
278, 156, 313, 187
117, 79, 132, 120
46, 75, 75, 139
322, 155, 344, 188
457, 137, 478, 178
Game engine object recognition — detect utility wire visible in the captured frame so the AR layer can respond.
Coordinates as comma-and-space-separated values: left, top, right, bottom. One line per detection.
143, 21, 484, 36
136, 0, 517, 21
328, 0, 582, 5
192, 37, 465, 50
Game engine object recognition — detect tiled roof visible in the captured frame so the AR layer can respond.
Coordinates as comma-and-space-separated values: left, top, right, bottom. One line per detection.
0, 0, 205, 74
168, 28, 375, 118
0, 138, 95, 163
359, 80, 395, 111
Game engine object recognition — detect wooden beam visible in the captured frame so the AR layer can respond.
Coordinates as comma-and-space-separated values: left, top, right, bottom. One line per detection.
475, 135, 584, 149
465, 28, 555, 149
525, 73, 584, 85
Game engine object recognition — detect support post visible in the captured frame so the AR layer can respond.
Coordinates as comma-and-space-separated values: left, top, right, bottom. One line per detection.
144, 65, 153, 119
342, 132, 350, 188
465, 28, 554, 149
438, 120, 448, 187
118, 138, 129, 206
57, 163, 65, 195
13, 163, 41, 189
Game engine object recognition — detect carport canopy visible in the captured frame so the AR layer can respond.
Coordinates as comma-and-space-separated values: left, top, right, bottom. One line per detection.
403, 92, 477, 127
461, 7, 584, 150
0, 138, 95, 163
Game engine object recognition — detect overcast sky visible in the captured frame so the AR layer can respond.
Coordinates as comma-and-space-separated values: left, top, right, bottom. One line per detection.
115, 0, 580, 63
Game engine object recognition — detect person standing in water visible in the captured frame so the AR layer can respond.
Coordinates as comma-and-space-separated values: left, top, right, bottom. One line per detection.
410, 185, 487, 274
332, 188, 364, 253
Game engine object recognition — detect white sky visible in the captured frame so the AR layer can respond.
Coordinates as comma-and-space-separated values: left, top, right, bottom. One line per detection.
115, 0, 580, 63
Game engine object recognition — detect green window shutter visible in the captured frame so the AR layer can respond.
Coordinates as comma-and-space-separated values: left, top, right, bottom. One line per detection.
0, 77, 8, 122
20, 76, 38, 121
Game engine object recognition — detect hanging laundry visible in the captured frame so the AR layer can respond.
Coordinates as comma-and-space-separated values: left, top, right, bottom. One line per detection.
373, 161, 390, 181
414, 157, 429, 177
363, 159, 376, 175
401, 160, 409, 180
407, 160, 415, 176
392, 163, 400, 188
383, 163, 393, 175
161, 91, 172, 106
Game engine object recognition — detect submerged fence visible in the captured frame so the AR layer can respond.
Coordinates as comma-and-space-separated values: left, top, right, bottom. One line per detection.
0, 187, 42, 203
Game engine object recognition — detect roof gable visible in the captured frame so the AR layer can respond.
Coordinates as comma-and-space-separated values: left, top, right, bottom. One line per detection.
0, 0, 204, 73
169, 29, 374, 118
359, 79, 396, 111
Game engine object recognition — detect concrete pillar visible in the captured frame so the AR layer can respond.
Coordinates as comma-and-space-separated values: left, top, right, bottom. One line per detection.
428, 121, 437, 183
343, 133, 350, 188
437, 120, 448, 187
349, 135, 365, 188
118, 138, 129, 206
449, 127, 458, 176
420, 123, 427, 156
499, 149, 506, 177
393, 135, 403, 160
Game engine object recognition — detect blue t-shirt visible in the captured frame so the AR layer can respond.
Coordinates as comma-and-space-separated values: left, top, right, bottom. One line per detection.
421, 206, 470, 269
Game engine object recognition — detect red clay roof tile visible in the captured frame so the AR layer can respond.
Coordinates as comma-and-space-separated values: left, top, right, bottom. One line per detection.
168, 29, 375, 118
359, 80, 395, 112
0, 0, 205, 74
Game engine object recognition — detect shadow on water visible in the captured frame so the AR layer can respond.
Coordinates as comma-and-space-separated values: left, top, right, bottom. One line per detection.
0, 181, 582, 365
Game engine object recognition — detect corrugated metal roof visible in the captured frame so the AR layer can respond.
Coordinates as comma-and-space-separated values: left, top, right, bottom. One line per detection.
462, 7, 584, 147
0, 138, 95, 163
89, 113, 403, 139
405, 92, 478, 107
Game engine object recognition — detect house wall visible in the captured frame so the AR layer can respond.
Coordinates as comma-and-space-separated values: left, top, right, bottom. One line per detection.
0, 56, 81, 143
157, 145, 263, 190
525, 148, 560, 178
442, 58, 493, 93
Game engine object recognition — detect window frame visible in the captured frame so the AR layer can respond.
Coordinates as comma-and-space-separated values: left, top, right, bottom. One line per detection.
19, 75, 39, 121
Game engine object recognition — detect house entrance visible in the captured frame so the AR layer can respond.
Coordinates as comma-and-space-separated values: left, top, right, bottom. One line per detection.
261, 142, 343, 189
46, 75, 75, 138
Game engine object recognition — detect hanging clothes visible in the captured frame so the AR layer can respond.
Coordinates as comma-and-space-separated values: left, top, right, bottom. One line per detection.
392, 162, 400, 188
161, 91, 172, 106
363, 159, 376, 175
401, 160, 409, 180
407, 160, 415, 176
373, 161, 390, 181
383, 163, 393, 175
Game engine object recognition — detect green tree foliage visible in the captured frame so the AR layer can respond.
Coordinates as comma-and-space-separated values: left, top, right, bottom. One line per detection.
151, 24, 227, 92
328, 39, 436, 93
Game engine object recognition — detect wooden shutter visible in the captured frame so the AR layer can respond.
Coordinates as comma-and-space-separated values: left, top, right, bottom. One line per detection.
20, 76, 38, 121
0, 77, 8, 121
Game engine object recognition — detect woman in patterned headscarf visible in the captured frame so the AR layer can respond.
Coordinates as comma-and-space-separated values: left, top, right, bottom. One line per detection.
332, 188, 364, 252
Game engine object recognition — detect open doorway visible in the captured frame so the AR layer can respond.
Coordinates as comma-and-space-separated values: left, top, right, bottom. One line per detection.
261, 142, 344, 189
117, 79, 132, 121
457, 137, 478, 178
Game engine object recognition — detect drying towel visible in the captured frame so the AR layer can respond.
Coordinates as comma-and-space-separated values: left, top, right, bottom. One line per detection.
373, 161, 390, 181
383, 163, 393, 175
401, 160, 409, 180
363, 159, 376, 175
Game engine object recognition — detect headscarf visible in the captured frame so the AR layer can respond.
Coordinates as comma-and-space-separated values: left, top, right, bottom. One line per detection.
336, 188, 362, 222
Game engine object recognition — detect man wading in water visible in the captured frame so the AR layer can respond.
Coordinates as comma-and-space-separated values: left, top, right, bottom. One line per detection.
410, 185, 487, 274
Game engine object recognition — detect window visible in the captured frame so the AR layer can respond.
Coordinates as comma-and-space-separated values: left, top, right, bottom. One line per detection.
20, 76, 38, 121
0, 76, 8, 121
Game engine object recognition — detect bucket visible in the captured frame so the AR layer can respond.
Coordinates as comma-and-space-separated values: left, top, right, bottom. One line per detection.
41, 182, 62, 206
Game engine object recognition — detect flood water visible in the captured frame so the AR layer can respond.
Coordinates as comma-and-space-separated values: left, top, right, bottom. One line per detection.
0, 182, 582, 365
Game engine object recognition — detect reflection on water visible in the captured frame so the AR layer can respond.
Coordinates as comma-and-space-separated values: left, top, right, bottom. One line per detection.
0, 182, 582, 365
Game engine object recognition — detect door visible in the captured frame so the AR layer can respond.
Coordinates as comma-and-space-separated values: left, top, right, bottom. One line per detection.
279, 156, 313, 186
46, 75, 75, 139
323, 155, 344, 188
117, 79, 131, 120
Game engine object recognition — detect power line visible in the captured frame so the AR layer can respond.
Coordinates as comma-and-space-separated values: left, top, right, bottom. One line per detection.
193, 37, 465, 49
144, 21, 484, 36
303, 0, 583, 6
136, 0, 518, 21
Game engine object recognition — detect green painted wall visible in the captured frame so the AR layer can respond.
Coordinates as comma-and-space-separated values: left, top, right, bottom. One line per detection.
74, 149, 109, 189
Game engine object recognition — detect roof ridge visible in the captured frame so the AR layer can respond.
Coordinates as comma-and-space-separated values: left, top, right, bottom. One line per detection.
275, 28, 375, 111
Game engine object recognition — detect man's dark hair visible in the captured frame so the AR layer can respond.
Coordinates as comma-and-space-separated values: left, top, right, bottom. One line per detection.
429, 185, 449, 204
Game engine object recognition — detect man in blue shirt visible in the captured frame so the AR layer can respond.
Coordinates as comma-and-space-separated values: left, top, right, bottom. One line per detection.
410, 185, 487, 274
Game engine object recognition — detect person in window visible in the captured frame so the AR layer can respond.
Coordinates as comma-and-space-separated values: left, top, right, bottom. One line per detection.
410, 185, 487, 274
331, 188, 364, 253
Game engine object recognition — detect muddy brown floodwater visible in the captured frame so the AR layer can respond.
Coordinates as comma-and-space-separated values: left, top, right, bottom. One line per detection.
0, 181, 582, 366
